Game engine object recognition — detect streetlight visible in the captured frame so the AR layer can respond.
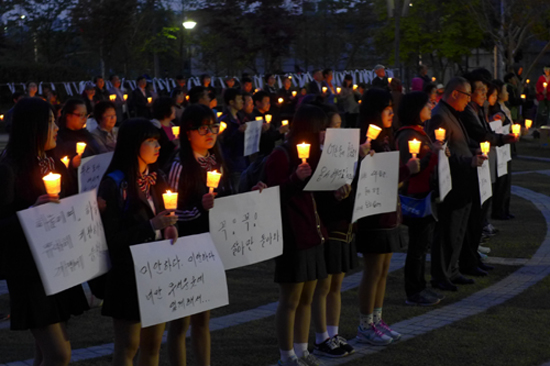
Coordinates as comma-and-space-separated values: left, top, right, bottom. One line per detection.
182, 20, 197, 76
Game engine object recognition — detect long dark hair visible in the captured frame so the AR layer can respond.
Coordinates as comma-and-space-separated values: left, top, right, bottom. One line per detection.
359, 88, 393, 149
59, 98, 86, 129
178, 104, 227, 201
286, 104, 326, 169
105, 118, 160, 198
4, 98, 54, 173
398, 91, 429, 127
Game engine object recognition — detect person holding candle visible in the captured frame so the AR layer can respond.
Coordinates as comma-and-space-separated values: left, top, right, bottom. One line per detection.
395, 91, 449, 306
165, 104, 231, 366
98, 118, 178, 366
151, 96, 179, 168
425, 77, 488, 291
535, 65, 550, 127
81, 82, 97, 117
131, 76, 153, 119
322, 69, 337, 105
354, 88, 420, 345
26, 81, 38, 98
253, 91, 290, 157
311, 106, 358, 358
278, 77, 296, 121
93, 76, 109, 103
458, 72, 517, 277
338, 74, 360, 128
263, 104, 328, 365
0, 97, 89, 366
371, 65, 390, 91
108, 75, 129, 125
90, 101, 118, 153
219, 88, 248, 189
188, 86, 211, 107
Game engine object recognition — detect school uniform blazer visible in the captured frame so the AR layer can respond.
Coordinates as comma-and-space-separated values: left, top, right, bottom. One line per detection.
425, 101, 476, 205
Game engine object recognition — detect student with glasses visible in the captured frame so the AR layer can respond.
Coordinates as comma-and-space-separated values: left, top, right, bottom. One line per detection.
165, 104, 232, 366
54, 99, 102, 193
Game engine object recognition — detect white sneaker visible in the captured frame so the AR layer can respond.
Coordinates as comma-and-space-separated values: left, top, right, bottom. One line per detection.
376, 320, 402, 341
278, 355, 308, 366
356, 324, 393, 345
299, 351, 324, 366
478, 245, 491, 254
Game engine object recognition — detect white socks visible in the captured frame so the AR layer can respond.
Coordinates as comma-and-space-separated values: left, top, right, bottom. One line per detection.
327, 325, 339, 338
294, 343, 308, 358
373, 308, 383, 324
315, 331, 329, 344
360, 313, 374, 329
279, 349, 296, 362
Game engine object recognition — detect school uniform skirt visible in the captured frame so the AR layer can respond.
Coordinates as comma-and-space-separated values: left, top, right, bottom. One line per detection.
274, 243, 328, 284
355, 226, 404, 254
324, 236, 358, 274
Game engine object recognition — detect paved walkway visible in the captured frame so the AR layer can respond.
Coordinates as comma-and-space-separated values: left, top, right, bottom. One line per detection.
0, 185, 549, 366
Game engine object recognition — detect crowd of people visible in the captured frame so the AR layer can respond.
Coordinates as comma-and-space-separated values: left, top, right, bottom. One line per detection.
0, 62, 544, 366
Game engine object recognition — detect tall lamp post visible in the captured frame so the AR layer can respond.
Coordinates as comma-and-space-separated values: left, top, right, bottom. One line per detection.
183, 20, 196, 77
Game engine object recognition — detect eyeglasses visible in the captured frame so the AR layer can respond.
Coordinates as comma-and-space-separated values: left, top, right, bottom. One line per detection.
69, 112, 90, 119
455, 89, 472, 98
192, 124, 220, 135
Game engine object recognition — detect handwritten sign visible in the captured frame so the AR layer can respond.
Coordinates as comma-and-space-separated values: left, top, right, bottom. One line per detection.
352, 151, 399, 223
304, 128, 359, 191
16, 190, 110, 295
477, 160, 493, 205
438, 142, 452, 202
489, 120, 503, 134
130, 233, 229, 328
502, 125, 512, 162
209, 187, 283, 270
78, 152, 113, 193
244, 119, 263, 156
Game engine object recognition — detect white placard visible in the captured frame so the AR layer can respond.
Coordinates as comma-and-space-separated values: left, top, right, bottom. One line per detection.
496, 146, 508, 177
130, 233, 229, 328
489, 120, 503, 133
352, 151, 399, 223
209, 187, 283, 270
438, 142, 452, 202
16, 190, 110, 295
502, 125, 512, 162
477, 160, 493, 205
244, 120, 263, 156
304, 129, 359, 191
78, 152, 114, 193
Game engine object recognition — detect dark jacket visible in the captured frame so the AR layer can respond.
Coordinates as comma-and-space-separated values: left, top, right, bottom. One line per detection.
131, 87, 151, 118
460, 103, 506, 146
425, 101, 476, 205
265, 143, 327, 250
220, 111, 248, 174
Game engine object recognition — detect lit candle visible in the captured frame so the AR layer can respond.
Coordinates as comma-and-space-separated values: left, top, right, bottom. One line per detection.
206, 170, 222, 194
147, 97, 152, 103
61, 156, 70, 168
544, 82, 548, 88
76, 142, 86, 155
292, 91, 297, 97
109, 94, 116, 101
162, 190, 178, 212
322, 86, 328, 93
297, 143, 310, 164
282, 120, 289, 126
435, 128, 446, 142
366, 124, 382, 142
408, 139, 421, 158
336, 87, 341, 94
185, 95, 190, 101
525, 119, 533, 129
480, 141, 490, 156
289, 75, 292, 79
255, 88, 259, 93
432, 77, 436, 82
278, 97, 284, 104
123, 94, 128, 101
526, 79, 530, 84
265, 114, 272, 123
217, 111, 222, 118
0, 114, 4, 121
353, 84, 358, 90
220, 122, 227, 133
42, 173, 61, 195
358, 100, 362, 104
512, 124, 521, 137
388, 77, 393, 84
521, 94, 526, 99
172, 126, 180, 138
255, 116, 263, 121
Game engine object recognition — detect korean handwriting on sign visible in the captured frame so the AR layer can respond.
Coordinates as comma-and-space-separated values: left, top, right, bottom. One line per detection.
140, 256, 183, 279
54, 255, 84, 278
188, 251, 216, 267
35, 206, 78, 232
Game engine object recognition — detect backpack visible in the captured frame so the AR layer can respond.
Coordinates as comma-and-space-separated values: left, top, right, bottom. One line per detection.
238, 145, 290, 193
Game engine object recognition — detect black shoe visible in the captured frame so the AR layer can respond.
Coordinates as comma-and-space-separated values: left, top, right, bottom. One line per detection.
491, 214, 509, 220
431, 281, 458, 292
406, 292, 440, 306
332, 335, 355, 355
423, 288, 445, 301
479, 263, 494, 271
451, 275, 476, 285
313, 337, 348, 358
461, 267, 488, 277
